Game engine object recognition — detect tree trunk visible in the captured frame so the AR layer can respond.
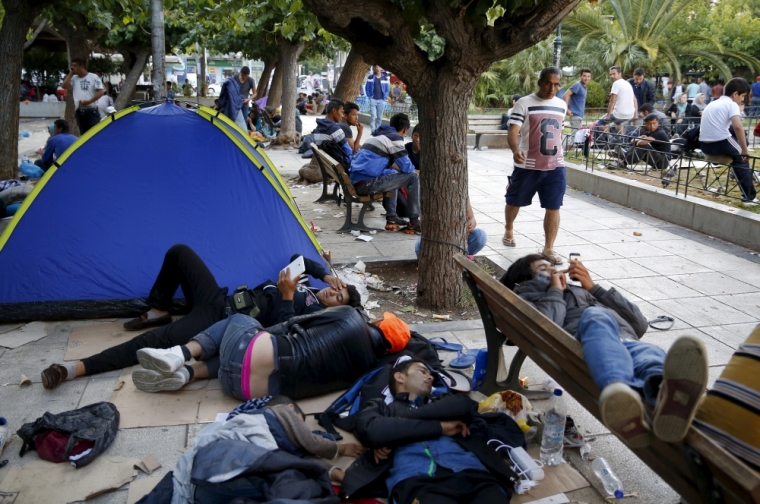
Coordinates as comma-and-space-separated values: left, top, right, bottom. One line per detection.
273, 41, 306, 145
414, 77, 473, 310
257, 55, 277, 99
54, 11, 93, 136
150, 0, 166, 100
199, 47, 206, 97
115, 48, 150, 110
333, 47, 369, 102
267, 61, 283, 108
0, 0, 50, 180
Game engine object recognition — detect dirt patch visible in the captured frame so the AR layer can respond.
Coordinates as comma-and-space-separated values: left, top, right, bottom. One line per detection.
354, 257, 503, 325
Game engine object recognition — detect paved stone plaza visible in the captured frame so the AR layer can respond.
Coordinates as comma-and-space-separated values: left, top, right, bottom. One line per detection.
1, 115, 758, 503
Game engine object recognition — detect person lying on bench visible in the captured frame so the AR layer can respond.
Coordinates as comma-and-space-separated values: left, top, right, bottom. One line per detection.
341, 358, 518, 503
41, 244, 360, 390
501, 254, 709, 448
130, 306, 410, 401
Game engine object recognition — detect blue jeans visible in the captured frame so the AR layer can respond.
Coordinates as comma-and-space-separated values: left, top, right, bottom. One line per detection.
192, 314, 265, 400
415, 228, 487, 256
356, 172, 420, 220
241, 103, 250, 129
370, 98, 385, 132
750, 97, 760, 117
576, 307, 665, 406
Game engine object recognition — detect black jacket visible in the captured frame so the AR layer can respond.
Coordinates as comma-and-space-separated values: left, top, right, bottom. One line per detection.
628, 78, 656, 105
340, 394, 522, 500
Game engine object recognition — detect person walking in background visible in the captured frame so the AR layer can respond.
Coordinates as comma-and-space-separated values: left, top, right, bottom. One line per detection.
564, 68, 591, 135
62, 58, 104, 134
698, 77, 711, 104
686, 78, 700, 105
749, 77, 760, 117
366, 65, 390, 133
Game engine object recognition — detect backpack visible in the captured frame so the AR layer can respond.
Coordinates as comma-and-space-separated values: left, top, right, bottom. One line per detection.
319, 139, 350, 171
500, 113, 509, 130
680, 125, 701, 154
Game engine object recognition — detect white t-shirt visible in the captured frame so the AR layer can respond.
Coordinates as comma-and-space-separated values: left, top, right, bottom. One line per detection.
71, 73, 104, 108
507, 93, 567, 170
699, 96, 741, 142
610, 79, 636, 119
97, 95, 114, 119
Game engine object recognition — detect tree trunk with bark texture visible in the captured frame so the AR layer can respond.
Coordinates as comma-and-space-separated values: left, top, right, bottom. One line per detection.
302, 0, 580, 309
0, 0, 50, 180
257, 56, 277, 99
267, 62, 283, 108
333, 47, 369, 102
55, 11, 97, 136
199, 48, 206, 97
114, 49, 150, 110
273, 41, 306, 146
150, 0, 166, 100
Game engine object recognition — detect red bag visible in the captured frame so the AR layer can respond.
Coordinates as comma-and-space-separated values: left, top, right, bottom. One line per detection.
753, 122, 760, 138
34, 430, 95, 463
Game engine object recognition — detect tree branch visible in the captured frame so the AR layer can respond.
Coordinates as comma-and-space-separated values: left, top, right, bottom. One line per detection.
23, 19, 48, 51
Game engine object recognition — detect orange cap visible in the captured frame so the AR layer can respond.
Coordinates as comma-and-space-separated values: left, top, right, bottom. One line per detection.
377, 312, 411, 353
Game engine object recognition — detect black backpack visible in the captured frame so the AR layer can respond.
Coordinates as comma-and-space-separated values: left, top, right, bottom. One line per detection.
500, 113, 510, 130
319, 139, 351, 171
680, 125, 701, 154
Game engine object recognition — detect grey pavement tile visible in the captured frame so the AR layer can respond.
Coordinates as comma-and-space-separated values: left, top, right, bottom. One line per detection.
708, 365, 725, 389
635, 301, 692, 331
582, 259, 659, 280
656, 297, 757, 328
501, 218, 550, 235
477, 221, 511, 235
667, 272, 759, 296
567, 228, 639, 245
679, 252, 760, 273
592, 215, 658, 230
712, 292, 760, 319
102, 425, 186, 478
78, 372, 122, 407
484, 234, 544, 253
629, 255, 714, 276
525, 231, 590, 247
643, 328, 737, 367
599, 241, 673, 259
314, 233, 357, 245
0, 343, 67, 385
722, 269, 760, 286
700, 322, 759, 349
558, 217, 613, 232
331, 241, 383, 261
625, 227, 685, 242
610, 277, 702, 301
490, 247, 548, 263
646, 238, 720, 255
554, 243, 622, 261
372, 238, 417, 257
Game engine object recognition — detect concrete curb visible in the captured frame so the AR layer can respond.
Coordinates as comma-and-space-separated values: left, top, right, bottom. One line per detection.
564, 162, 760, 252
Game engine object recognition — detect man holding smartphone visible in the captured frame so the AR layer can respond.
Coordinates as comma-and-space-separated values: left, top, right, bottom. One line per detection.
62, 58, 104, 134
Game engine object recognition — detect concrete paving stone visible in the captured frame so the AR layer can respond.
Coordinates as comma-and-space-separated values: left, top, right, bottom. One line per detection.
567, 228, 639, 245
484, 234, 544, 252
477, 221, 511, 235
679, 251, 760, 273
610, 277, 702, 301
722, 268, 760, 286
501, 218, 551, 235
331, 241, 383, 261
712, 292, 760, 319
643, 328, 737, 367
592, 216, 659, 230
186, 422, 207, 449
599, 283, 645, 305
667, 272, 759, 296
645, 238, 720, 256
582, 258, 659, 280
450, 329, 488, 350
708, 364, 725, 388
102, 425, 186, 478
629, 255, 714, 276
632, 301, 692, 332
567, 434, 681, 504
524, 231, 590, 247
472, 212, 499, 224
491, 246, 549, 263
553, 243, 622, 261
599, 241, 674, 259
313, 232, 355, 245
656, 296, 757, 328
414, 320, 484, 334
372, 238, 417, 257
625, 227, 686, 242
700, 322, 759, 349
0, 343, 67, 385
78, 372, 122, 408
558, 218, 613, 233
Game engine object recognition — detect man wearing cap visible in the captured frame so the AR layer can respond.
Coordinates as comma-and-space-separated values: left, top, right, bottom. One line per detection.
749, 76, 760, 117
35, 119, 77, 172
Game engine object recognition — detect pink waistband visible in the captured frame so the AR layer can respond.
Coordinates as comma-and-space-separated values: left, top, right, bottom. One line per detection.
241, 331, 265, 401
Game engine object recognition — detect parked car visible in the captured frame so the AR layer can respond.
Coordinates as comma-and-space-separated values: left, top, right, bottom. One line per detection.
207, 83, 222, 96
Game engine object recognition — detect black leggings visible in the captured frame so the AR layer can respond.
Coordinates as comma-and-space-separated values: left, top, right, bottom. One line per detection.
81, 244, 228, 375
391, 468, 510, 504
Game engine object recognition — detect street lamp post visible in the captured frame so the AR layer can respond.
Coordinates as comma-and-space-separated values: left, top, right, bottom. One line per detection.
553, 24, 562, 69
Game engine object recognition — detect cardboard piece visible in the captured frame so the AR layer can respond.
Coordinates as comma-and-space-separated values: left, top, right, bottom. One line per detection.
510, 448, 589, 504
0, 323, 23, 336
522, 494, 570, 504
126, 477, 162, 504
65, 322, 135, 361
0, 322, 47, 349
0, 456, 140, 504
134, 455, 162, 475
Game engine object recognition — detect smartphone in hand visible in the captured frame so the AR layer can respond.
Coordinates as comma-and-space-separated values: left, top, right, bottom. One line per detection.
281, 256, 306, 281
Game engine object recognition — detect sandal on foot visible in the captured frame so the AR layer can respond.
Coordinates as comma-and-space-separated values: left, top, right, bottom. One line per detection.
502, 237, 516, 247
543, 251, 564, 265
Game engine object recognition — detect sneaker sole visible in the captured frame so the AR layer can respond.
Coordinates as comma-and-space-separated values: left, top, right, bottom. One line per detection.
136, 349, 183, 375
652, 336, 708, 443
600, 383, 652, 449
132, 368, 186, 393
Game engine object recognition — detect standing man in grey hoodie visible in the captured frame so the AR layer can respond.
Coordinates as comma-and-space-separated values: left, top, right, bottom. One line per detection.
501, 253, 709, 450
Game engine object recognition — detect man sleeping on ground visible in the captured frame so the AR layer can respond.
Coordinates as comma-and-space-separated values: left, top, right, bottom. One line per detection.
41, 244, 361, 390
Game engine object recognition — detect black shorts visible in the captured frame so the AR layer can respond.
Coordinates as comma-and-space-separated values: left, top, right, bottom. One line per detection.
505, 167, 566, 209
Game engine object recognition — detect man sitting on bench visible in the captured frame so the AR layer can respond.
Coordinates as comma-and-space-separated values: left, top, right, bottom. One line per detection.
350, 113, 421, 234
40, 244, 360, 389
613, 114, 671, 173
501, 253, 709, 448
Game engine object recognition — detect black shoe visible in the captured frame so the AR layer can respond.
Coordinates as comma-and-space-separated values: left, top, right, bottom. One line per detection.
404, 221, 422, 235
123, 312, 172, 331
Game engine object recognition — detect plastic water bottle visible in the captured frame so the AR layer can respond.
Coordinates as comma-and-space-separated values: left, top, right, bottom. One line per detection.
540, 389, 567, 466
591, 457, 624, 499
22, 154, 29, 165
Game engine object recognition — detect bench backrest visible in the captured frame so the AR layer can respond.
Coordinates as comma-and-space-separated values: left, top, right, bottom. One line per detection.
310, 143, 359, 198
454, 255, 760, 504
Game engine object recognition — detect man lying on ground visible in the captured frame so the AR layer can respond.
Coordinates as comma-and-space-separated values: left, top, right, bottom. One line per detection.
501, 254, 709, 447
341, 358, 519, 504
131, 307, 409, 401
41, 244, 360, 389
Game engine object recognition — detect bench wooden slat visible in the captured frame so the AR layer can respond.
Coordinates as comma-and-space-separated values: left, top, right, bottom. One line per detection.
455, 254, 760, 504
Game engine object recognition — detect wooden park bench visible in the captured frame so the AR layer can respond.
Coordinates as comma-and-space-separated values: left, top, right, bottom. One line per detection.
455, 255, 760, 504
310, 143, 395, 234
468, 115, 508, 151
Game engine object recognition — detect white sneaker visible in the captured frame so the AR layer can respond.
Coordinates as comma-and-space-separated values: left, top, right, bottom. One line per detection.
0, 417, 8, 456
132, 367, 190, 393
136, 346, 186, 375
599, 382, 653, 449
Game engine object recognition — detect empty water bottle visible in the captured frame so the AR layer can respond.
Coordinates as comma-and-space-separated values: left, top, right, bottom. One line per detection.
22, 154, 29, 165
591, 457, 624, 499
540, 389, 567, 466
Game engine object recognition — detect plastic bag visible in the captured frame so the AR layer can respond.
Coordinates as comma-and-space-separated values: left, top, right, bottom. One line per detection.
19, 162, 44, 179
478, 390, 533, 433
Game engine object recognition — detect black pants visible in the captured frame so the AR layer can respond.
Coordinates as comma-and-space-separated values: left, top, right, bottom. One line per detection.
391, 468, 510, 504
81, 244, 228, 375
34, 159, 53, 172
700, 137, 757, 201
75, 107, 101, 134
625, 145, 668, 171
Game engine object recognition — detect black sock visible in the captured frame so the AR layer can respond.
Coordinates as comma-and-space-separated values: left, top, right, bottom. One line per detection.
184, 364, 194, 380
181, 345, 192, 361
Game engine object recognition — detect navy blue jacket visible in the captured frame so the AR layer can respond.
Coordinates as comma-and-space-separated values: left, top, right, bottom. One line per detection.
365, 73, 390, 101
350, 125, 414, 183
313, 118, 353, 166
218, 76, 242, 122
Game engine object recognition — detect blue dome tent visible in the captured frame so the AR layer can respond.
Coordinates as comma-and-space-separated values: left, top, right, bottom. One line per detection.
0, 103, 324, 322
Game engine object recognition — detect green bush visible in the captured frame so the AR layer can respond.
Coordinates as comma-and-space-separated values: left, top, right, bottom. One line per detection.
182, 83, 193, 97
585, 80, 608, 109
